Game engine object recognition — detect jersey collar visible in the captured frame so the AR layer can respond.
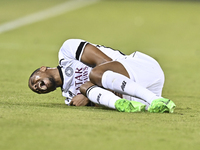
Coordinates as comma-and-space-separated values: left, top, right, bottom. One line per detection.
57, 65, 64, 89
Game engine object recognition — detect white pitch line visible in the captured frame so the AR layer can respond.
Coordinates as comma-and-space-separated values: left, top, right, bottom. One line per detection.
0, 0, 99, 34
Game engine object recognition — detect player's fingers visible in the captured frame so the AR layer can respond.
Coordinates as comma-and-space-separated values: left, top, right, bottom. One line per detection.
69, 100, 75, 106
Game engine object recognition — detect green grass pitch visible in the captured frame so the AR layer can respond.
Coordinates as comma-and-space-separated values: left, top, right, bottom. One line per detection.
0, 0, 200, 150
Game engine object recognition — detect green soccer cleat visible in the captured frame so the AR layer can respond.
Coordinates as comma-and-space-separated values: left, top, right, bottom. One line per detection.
148, 98, 176, 113
115, 99, 146, 113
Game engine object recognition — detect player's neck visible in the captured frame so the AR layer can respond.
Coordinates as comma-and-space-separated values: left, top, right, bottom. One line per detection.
55, 68, 63, 87
48, 67, 63, 87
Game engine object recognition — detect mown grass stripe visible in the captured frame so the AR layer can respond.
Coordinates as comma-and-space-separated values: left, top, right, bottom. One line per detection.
0, 0, 99, 34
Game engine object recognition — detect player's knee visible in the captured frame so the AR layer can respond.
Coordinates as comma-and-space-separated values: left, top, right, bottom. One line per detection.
89, 67, 104, 86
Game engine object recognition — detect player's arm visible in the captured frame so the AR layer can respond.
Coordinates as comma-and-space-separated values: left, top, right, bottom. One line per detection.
80, 43, 112, 67
61, 39, 112, 67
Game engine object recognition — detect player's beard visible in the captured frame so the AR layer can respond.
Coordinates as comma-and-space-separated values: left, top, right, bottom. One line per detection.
49, 77, 57, 92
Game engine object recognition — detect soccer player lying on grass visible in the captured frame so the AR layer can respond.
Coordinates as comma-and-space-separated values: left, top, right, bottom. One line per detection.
28, 39, 176, 113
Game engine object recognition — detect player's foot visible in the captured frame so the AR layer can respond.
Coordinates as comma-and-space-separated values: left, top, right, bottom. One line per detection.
148, 98, 176, 113
115, 99, 146, 113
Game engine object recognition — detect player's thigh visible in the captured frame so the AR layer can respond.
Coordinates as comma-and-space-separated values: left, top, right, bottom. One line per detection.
89, 61, 129, 86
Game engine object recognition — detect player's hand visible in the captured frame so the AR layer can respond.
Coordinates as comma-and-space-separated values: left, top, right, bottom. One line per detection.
69, 94, 90, 106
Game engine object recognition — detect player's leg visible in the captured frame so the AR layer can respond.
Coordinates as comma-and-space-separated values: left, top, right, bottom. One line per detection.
80, 81, 146, 112
89, 61, 160, 104
89, 55, 175, 113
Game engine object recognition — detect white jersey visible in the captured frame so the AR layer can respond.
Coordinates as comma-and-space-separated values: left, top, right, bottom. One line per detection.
58, 39, 125, 105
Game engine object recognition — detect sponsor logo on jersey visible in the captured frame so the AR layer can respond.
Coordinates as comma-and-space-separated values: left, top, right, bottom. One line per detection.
65, 67, 73, 77
74, 66, 89, 91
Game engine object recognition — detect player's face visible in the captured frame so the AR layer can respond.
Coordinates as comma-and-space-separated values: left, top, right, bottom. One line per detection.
29, 71, 57, 94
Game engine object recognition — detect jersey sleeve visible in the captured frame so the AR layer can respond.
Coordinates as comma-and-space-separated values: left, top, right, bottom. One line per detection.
59, 39, 88, 61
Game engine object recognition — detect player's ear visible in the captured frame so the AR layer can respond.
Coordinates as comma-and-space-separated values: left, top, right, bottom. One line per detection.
40, 66, 47, 72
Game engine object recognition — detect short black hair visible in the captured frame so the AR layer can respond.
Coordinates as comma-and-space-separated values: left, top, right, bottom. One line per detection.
29, 66, 51, 83
30, 68, 40, 79
28, 68, 40, 91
